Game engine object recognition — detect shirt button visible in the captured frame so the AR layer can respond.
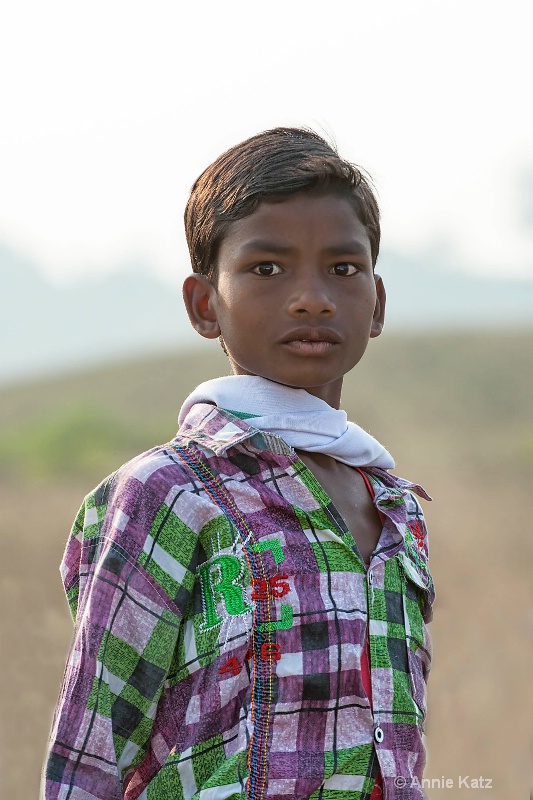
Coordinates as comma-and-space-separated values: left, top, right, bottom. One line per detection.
368, 571, 374, 584
374, 726, 384, 743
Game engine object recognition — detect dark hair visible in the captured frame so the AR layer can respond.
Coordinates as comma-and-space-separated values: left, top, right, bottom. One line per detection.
184, 127, 381, 281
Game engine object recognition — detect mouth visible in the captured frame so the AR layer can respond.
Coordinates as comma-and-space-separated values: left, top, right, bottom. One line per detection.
280, 327, 341, 355
281, 327, 342, 344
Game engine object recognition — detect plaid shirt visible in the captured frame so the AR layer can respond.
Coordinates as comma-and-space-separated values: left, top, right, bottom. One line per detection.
43, 404, 434, 800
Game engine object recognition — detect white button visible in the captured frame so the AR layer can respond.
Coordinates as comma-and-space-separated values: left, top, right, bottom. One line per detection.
368, 571, 374, 584
374, 726, 384, 743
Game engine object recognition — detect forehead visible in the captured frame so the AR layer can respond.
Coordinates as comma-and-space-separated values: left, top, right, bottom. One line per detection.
218, 192, 371, 256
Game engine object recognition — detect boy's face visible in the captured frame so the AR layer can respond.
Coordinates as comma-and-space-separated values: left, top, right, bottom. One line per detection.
183, 192, 385, 408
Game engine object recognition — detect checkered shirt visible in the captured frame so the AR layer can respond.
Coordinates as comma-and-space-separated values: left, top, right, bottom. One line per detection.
42, 404, 434, 800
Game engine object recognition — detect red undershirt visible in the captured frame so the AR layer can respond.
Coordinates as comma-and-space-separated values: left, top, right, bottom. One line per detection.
356, 469, 384, 799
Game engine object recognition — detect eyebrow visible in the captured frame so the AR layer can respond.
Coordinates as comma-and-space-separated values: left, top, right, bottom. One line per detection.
238, 239, 370, 256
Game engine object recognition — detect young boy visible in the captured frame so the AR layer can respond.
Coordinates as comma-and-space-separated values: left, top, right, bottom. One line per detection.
42, 128, 434, 800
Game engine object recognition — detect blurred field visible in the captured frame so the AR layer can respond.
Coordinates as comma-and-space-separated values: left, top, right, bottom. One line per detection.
1, 332, 531, 799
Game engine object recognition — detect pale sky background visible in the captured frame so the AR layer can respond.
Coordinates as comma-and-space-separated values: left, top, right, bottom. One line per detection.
1, 0, 532, 288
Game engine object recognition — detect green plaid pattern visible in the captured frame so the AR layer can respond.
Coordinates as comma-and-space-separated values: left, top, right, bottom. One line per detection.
43, 404, 433, 800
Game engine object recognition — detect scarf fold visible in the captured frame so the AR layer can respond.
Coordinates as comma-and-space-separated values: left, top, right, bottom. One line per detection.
178, 375, 394, 470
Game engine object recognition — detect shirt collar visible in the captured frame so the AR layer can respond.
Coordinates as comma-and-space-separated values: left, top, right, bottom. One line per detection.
176, 402, 293, 456
176, 404, 431, 502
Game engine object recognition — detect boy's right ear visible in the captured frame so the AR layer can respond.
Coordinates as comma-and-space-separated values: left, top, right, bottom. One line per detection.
182, 273, 221, 339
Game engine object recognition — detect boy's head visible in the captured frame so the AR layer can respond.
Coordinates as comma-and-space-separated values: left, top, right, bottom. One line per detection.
182, 128, 386, 407
184, 127, 380, 284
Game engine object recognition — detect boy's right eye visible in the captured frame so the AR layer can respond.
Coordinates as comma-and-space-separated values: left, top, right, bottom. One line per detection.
251, 262, 282, 276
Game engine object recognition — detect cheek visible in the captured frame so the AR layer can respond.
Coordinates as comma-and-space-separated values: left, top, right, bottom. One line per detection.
210, 287, 243, 330
341, 291, 374, 318
359, 288, 378, 315
225, 287, 270, 324
217, 280, 255, 316
215, 301, 261, 349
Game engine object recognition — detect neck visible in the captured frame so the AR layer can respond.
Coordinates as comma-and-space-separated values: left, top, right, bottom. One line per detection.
229, 367, 343, 410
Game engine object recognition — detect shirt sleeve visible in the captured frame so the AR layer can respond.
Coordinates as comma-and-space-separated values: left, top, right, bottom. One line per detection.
41, 469, 186, 799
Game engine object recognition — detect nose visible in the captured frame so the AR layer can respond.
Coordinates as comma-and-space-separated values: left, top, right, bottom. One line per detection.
286, 274, 336, 317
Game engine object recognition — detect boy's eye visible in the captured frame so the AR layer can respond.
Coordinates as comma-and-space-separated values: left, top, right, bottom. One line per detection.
330, 263, 358, 276
251, 262, 282, 276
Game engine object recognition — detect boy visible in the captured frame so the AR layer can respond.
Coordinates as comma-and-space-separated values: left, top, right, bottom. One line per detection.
42, 128, 434, 800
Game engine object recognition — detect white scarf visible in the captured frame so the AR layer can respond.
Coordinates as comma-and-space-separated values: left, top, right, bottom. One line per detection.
178, 375, 394, 470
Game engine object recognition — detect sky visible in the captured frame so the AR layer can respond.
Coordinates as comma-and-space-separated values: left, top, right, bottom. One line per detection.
1, 0, 532, 288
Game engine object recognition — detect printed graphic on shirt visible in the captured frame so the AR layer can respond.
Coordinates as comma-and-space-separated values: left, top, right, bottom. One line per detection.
197, 536, 293, 636
198, 555, 252, 630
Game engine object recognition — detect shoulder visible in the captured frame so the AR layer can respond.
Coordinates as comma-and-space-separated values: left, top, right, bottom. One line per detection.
91, 439, 218, 531
64, 439, 224, 618
68, 439, 216, 562
68, 444, 186, 540
78, 424, 267, 538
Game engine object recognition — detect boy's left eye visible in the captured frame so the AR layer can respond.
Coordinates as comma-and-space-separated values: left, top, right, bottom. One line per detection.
330, 263, 358, 276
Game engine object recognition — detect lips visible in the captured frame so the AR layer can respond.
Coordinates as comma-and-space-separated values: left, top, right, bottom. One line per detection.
281, 327, 342, 344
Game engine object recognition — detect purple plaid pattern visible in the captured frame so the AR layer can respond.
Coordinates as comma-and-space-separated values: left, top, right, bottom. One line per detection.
42, 404, 434, 800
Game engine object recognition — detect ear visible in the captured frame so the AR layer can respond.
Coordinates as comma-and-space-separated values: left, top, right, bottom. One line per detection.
370, 274, 386, 338
182, 273, 221, 340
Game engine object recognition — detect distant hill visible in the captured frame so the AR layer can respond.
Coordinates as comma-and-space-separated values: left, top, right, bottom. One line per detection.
0, 245, 198, 384
1, 242, 532, 385
379, 247, 533, 327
